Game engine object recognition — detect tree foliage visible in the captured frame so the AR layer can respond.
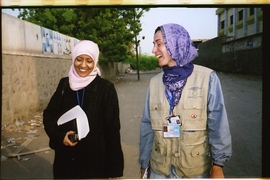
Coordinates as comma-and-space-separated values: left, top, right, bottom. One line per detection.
18, 7, 149, 63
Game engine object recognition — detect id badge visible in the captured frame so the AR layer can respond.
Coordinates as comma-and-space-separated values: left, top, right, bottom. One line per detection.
163, 115, 181, 138
163, 124, 180, 138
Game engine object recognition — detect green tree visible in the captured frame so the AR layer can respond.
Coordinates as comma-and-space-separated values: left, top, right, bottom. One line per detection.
129, 8, 147, 80
18, 7, 149, 63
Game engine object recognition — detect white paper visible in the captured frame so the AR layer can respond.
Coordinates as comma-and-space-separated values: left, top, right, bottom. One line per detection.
57, 105, 90, 140
142, 166, 150, 179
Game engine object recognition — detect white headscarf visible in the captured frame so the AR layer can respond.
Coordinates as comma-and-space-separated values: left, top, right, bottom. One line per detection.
68, 40, 101, 91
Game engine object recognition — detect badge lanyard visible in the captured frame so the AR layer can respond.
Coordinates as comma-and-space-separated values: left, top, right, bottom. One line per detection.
76, 88, 85, 107
165, 88, 174, 116
164, 88, 181, 138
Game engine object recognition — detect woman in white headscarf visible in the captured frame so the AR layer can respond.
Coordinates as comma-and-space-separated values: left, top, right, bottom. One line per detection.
43, 40, 124, 179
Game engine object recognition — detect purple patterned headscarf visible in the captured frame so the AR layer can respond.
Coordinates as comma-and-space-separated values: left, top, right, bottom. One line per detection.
160, 23, 198, 66
158, 23, 198, 111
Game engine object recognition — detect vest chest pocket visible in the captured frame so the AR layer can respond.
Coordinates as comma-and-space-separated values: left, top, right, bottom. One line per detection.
150, 103, 162, 111
182, 98, 206, 130
150, 103, 168, 130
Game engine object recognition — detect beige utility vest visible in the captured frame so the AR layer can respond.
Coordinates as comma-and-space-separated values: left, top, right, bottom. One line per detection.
149, 65, 213, 177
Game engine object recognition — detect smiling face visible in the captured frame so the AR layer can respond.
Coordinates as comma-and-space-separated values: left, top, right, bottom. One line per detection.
152, 30, 176, 67
74, 54, 95, 77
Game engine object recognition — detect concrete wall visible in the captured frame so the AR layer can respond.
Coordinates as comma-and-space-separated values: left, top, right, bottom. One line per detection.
2, 13, 124, 125
193, 34, 262, 75
2, 53, 71, 125
2, 13, 79, 55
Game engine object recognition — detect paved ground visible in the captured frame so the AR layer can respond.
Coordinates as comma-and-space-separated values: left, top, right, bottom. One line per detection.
1, 69, 262, 179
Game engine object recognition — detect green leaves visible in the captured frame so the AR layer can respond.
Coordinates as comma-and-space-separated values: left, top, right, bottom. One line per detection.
18, 7, 149, 63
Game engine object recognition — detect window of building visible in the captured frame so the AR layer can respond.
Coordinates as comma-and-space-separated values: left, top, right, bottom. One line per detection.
238, 10, 243, 21
221, 20, 225, 29
249, 8, 254, 16
230, 15, 233, 25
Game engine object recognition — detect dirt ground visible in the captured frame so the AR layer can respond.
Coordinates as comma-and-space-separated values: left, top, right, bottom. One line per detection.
1, 70, 262, 179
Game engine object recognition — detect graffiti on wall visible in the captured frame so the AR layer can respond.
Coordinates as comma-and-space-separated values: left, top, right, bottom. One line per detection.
222, 34, 262, 53
41, 27, 53, 54
41, 27, 79, 55
53, 31, 62, 55
63, 37, 72, 55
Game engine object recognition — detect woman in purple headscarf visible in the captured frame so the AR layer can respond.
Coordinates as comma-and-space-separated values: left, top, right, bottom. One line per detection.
43, 40, 124, 179
139, 23, 232, 178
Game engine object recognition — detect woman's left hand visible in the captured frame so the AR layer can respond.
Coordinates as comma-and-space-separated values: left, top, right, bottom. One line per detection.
63, 131, 78, 146
210, 165, 224, 178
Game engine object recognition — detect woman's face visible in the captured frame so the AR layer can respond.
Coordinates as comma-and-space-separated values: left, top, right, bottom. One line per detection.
152, 30, 176, 67
74, 54, 95, 77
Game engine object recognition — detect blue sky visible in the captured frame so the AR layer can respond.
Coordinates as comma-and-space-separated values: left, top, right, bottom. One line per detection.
139, 7, 218, 55
2, 7, 218, 55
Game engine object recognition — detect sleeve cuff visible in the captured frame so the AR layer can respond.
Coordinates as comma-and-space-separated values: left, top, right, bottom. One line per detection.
213, 163, 224, 168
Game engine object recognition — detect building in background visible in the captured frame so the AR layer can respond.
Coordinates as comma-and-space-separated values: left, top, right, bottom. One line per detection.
216, 8, 263, 53
194, 7, 263, 75
216, 7, 263, 39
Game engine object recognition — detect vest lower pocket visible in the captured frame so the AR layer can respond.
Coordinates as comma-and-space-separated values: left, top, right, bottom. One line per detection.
177, 139, 211, 168
150, 132, 171, 175
151, 143, 166, 164
173, 139, 212, 177
151, 131, 167, 164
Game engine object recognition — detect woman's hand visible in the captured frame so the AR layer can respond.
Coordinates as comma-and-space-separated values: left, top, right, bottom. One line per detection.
140, 171, 145, 179
63, 131, 78, 146
210, 165, 224, 178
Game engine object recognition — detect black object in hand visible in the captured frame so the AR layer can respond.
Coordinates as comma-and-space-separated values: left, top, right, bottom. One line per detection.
68, 134, 79, 142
